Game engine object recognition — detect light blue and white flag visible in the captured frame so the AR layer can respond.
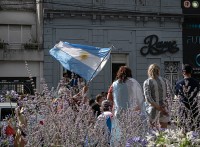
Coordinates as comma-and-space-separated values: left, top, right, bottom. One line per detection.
49, 41, 111, 82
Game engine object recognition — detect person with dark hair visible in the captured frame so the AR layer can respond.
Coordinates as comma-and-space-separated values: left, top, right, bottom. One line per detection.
107, 66, 145, 118
175, 64, 200, 131
63, 72, 70, 84
175, 64, 199, 103
70, 74, 78, 87
143, 63, 174, 129
89, 99, 95, 106
90, 94, 104, 117
107, 66, 146, 145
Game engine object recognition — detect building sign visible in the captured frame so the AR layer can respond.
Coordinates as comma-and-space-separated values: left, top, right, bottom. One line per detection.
182, 0, 200, 14
184, 0, 191, 8
183, 23, 200, 80
140, 35, 179, 56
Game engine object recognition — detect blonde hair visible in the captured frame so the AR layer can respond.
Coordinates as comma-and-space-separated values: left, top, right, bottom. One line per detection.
147, 64, 160, 79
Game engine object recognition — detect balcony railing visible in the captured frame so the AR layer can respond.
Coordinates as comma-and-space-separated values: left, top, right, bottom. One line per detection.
0, 43, 43, 61
0, 42, 9, 50
0, 43, 42, 50
23, 43, 39, 50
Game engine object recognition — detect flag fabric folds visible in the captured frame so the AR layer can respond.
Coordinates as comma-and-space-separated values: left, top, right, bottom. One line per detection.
49, 41, 111, 82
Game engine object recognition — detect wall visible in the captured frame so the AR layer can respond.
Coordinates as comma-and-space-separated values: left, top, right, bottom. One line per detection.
43, 0, 183, 97
0, 61, 42, 91
0, 0, 44, 93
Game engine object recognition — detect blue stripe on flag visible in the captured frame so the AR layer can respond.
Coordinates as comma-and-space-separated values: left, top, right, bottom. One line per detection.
49, 41, 111, 82
50, 48, 95, 81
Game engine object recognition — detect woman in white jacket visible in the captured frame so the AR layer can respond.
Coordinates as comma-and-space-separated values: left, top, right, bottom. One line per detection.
107, 66, 146, 117
107, 66, 146, 146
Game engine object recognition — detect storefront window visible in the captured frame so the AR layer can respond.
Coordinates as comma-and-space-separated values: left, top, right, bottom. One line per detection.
0, 77, 36, 95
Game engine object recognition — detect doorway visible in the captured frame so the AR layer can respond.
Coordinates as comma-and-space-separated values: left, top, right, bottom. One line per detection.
111, 54, 128, 82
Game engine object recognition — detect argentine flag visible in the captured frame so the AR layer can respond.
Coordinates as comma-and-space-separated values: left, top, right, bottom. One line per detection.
49, 41, 111, 82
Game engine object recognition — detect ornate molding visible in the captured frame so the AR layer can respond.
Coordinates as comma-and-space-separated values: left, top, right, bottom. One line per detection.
44, 11, 183, 23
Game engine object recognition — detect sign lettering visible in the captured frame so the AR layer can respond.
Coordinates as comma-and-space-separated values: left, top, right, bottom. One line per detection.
140, 35, 179, 56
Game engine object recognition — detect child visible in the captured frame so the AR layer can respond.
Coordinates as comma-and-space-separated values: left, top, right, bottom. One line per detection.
96, 100, 113, 144
97, 100, 113, 132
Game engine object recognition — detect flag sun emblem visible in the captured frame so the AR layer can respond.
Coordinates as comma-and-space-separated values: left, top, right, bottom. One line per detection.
80, 51, 89, 60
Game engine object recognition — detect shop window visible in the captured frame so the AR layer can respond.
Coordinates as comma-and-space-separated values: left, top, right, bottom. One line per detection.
1, 108, 16, 120
0, 77, 36, 95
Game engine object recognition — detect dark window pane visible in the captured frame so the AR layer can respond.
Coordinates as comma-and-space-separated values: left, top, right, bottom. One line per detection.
112, 63, 125, 82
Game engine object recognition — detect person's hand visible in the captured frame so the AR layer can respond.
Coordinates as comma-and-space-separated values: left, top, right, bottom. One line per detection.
83, 85, 88, 93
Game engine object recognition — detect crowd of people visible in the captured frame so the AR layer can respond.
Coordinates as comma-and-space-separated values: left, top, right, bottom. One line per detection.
89, 64, 199, 129
98, 64, 199, 142
0, 63, 200, 146
85, 63, 200, 145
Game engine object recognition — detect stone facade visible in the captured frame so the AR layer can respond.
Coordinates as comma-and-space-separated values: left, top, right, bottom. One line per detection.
0, 0, 43, 94
43, 0, 183, 98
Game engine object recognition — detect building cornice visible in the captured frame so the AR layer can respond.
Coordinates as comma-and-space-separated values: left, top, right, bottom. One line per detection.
44, 9, 183, 23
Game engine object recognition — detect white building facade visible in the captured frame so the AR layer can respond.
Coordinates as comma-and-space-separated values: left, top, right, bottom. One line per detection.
0, 0, 43, 94
43, 0, 183, 98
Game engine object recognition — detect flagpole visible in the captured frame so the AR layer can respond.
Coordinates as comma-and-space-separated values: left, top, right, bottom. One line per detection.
73, 46, 112, 104
87, 46, 113, 86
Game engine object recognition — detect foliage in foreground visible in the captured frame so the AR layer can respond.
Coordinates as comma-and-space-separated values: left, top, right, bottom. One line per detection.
0, 78, 200, 147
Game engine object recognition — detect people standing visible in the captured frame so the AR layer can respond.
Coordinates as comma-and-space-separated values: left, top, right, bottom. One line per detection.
107, 66, 145, 117
91, 94, 104, 117
143, 63, 174, 129
98, 99, 113, 126
63, 72, 70, 85
78, 77, 86, 90
70, 74, 78, 87
107, 66, 146, 146
97, 100, 113, 137
175, 64, 200, 131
